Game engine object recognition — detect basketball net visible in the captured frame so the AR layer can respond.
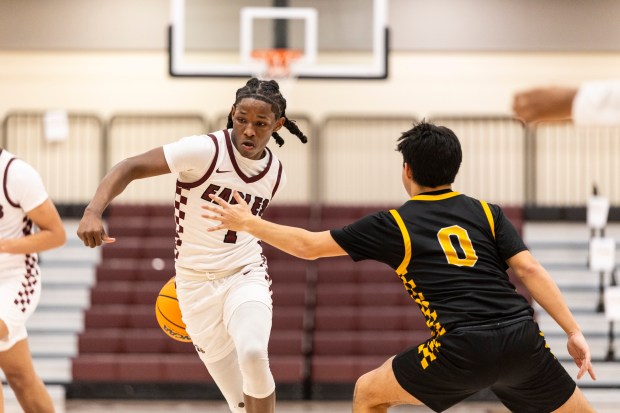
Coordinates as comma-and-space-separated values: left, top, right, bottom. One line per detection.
251, 49, 301, 108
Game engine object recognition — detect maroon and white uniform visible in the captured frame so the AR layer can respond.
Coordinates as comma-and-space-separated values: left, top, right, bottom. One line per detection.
573, 80, 620, 125
0, 149, 48, 351
163, 129, 285, 362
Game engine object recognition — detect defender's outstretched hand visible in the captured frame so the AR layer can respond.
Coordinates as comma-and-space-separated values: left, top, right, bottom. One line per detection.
202, 191, 257, 232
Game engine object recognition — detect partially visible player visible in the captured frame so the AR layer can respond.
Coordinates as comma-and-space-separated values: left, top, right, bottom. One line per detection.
0, 149, 66, 413
203, 120, 596, 413
513, 80, 620, 124
77, 78, 308, 413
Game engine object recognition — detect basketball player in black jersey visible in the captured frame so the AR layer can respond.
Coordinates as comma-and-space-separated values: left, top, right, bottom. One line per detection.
202, 121, 596, 412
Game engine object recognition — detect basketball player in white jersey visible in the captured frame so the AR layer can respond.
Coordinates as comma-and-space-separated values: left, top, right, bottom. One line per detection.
77, 78, 308, 413
0, 149, 66, 413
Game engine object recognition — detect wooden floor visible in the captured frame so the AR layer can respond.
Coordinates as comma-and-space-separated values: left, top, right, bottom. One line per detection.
5, 221, 619, 413
60, 396, 620, 413
63, 399, 510, 412
5, 389, 620, 413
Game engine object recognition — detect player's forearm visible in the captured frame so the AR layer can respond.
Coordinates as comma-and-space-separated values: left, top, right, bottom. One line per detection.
513, 86, 577, 122
517, 262, 581, 336
0, 229, 66, 254
84, 160, 138, 216
243, 215, 320, 260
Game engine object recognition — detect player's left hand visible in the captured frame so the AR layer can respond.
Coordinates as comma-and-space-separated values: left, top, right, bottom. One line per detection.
567, 331, 596, 380
202, 191, 256, 232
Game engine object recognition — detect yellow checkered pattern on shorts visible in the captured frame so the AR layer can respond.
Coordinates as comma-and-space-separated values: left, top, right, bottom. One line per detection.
399, 274, 446, 369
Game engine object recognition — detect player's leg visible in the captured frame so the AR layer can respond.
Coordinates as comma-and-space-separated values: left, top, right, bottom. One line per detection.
492, 319, 595, 413
202, 349, 247, 412
552, 387, 595, 413
176, 274, 246, 413
352, 356, 423, 413
0, 338, 54, 413
227, 301, 275, 413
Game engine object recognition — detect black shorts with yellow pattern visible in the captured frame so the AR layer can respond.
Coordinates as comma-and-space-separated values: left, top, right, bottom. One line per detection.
392, 317, 576, 413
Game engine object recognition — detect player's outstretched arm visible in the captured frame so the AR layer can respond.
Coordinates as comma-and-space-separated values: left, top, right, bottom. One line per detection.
507, 250, 596, 380
512, 86, 577, 123
202, 191, 347, 260
77, 147, 171, 248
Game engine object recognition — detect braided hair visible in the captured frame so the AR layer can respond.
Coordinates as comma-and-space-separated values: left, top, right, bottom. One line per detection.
227, 78, 308, 147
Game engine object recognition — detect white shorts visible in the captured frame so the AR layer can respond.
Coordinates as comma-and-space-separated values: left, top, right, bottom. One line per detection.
0, 270, 41, 351
175, 261, 273, 363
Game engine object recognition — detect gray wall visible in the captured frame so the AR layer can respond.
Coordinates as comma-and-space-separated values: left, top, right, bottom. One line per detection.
1, 0, 619, 51
390, 0, 620, 52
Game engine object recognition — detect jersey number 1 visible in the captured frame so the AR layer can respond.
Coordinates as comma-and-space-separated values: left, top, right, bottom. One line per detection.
223, 230, 238, 244
437, 225, 478, 267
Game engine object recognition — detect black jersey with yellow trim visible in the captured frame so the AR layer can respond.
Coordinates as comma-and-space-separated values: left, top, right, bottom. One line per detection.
329, 189, 532, 334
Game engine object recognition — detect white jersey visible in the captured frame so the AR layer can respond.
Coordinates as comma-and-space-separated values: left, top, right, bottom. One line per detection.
163, 129, 286, 274
0, 150, 48, 277
573, 80, 620, 125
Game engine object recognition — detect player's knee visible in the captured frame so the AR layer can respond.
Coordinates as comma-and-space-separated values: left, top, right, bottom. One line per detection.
237, 342, 268, 371
354, 372, 377, 404
237, 343, 274, 398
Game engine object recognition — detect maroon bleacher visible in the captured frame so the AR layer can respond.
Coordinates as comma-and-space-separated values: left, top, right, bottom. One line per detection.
73, 203, 528, 398
73, 204, 312, 394
310, 257, 430, 387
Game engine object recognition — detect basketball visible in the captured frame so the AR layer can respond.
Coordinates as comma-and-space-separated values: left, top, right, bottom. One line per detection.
155, 277, 191, 342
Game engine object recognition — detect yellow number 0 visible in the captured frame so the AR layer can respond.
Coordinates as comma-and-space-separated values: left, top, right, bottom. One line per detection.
437, 225, 478, 267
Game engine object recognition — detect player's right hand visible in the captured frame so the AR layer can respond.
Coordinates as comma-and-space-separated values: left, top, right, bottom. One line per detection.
77, 211, 116, 248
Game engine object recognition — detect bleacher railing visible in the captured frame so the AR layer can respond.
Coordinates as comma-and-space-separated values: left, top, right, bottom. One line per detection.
3, 112, 620, 209
430, 116, 526, 205
2, 111, 103, 206
534, 122, 620, 206
107, 113, 209, 203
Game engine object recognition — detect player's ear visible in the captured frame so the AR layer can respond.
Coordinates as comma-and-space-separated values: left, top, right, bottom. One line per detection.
230, 105, 236, 117
273, 116, 285, 132
403, 162, 413, 179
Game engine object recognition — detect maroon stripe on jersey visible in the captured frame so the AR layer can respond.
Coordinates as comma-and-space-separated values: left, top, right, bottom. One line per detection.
3, 157, 20, 208
271, 161, 283, 198
224, 129, 273, 183
176, 134, 220, 189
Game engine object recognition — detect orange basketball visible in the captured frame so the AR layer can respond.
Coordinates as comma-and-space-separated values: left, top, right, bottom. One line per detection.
155, 277, 191, 342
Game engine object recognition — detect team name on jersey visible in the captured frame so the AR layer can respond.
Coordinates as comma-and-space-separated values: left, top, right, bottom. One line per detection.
201, 184, 270, 217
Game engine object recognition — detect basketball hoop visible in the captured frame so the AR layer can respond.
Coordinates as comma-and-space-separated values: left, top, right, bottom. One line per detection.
251, 48, 303, 80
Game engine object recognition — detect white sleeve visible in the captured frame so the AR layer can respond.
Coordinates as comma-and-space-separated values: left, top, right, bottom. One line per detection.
572, 80, 620, 125
7, 159, 48, 213
162, 135, 217, 174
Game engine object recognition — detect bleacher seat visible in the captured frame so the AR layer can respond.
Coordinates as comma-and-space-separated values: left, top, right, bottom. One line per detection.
72, 204, 313, 398
74, 203, 531, 399
310, 254, 429, 392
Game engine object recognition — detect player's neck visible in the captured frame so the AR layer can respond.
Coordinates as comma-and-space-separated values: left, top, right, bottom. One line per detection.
410, 183, 452, 197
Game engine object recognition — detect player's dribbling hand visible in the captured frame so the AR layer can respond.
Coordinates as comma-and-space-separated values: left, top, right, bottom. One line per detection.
76, 210, 116, 248
567, 331, 596, 380
202, 191, 254, 232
